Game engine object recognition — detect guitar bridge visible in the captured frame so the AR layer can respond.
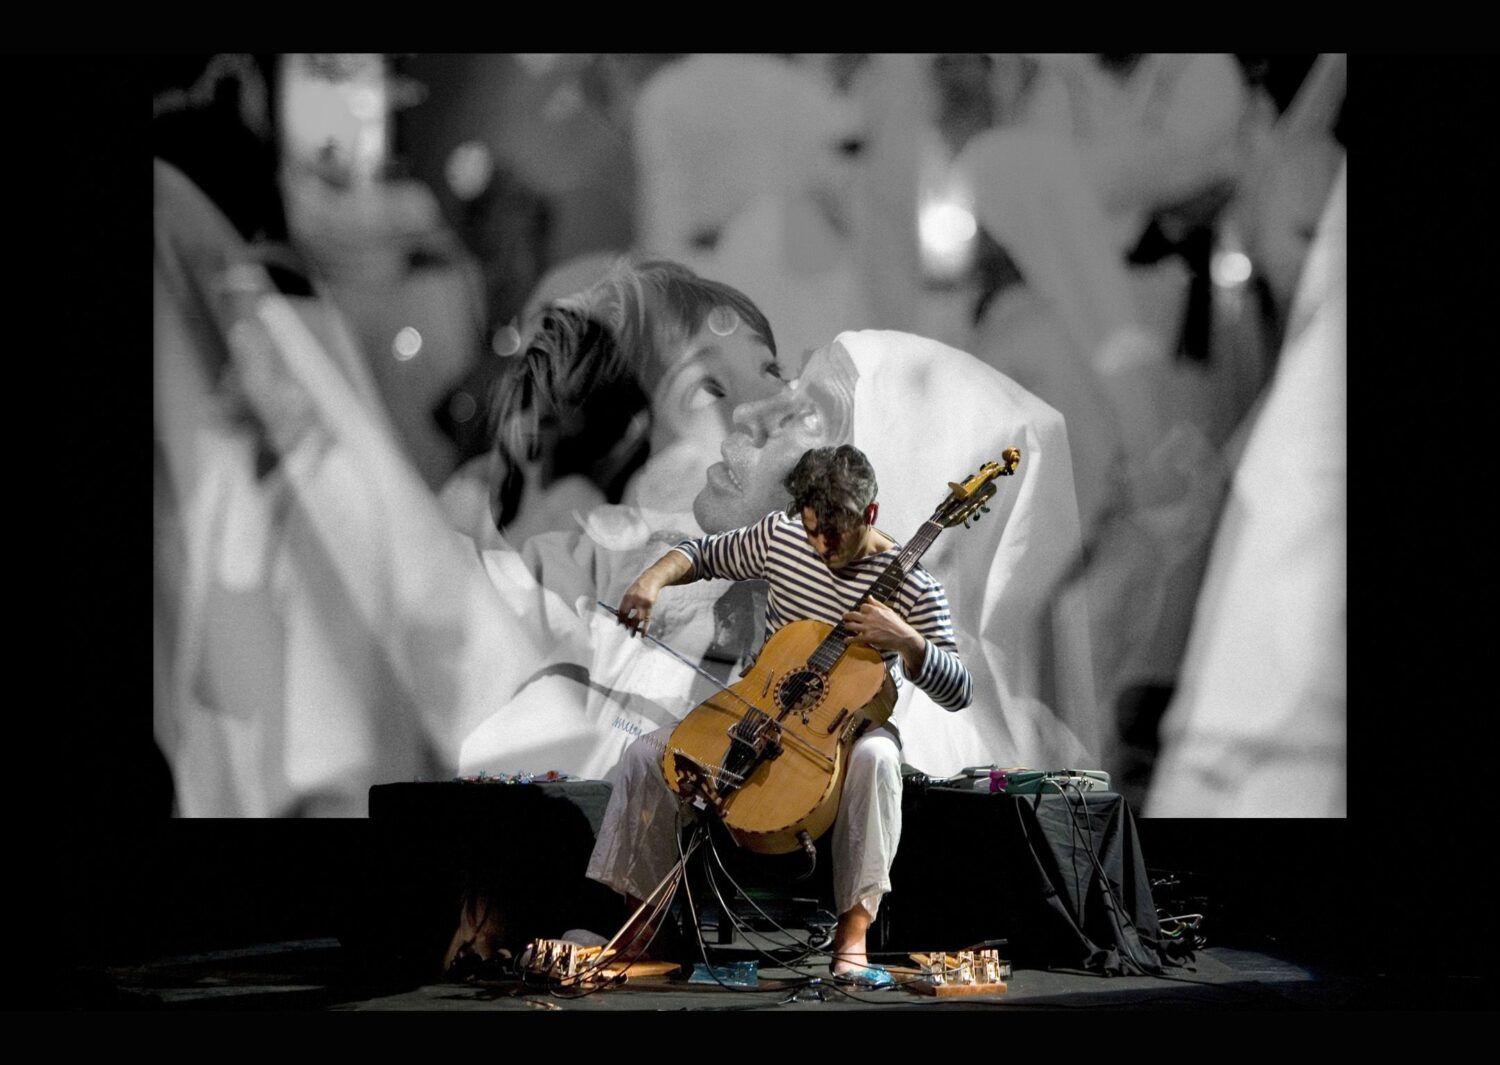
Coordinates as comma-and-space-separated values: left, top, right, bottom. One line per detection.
825, 707, 848, 735
842, 715, 875, 744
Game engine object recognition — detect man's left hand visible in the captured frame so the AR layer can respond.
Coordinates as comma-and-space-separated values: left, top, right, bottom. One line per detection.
842, 600, 926, 675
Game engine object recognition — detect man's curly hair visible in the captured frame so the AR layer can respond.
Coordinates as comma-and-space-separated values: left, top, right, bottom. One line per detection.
783, 444, 878, 532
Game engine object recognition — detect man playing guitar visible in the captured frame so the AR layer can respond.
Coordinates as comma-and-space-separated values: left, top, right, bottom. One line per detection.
600, 443, 973, 988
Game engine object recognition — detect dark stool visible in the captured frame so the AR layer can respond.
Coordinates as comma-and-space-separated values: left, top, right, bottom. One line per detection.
678, 817, 841, 952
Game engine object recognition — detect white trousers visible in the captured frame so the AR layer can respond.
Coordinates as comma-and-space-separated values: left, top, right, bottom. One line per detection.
585, 722, 903, 919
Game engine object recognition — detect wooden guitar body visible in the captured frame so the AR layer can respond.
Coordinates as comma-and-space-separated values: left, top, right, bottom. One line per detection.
662, 619, 897, 855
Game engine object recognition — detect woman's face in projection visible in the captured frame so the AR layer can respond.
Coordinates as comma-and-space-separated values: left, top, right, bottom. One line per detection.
693, 340, 855, 533
652, 324, 785, 448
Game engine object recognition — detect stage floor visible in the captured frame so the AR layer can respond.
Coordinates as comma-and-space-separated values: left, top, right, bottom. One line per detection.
81, 938, 1489, 1012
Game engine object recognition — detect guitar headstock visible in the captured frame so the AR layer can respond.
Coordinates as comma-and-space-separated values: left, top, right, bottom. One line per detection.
935, 449, 1021, 529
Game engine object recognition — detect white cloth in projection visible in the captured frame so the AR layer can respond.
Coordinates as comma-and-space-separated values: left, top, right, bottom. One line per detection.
1146, 161, 1346, 818
833, 330, 1099, 773
159, 173, 1102, 809
155, 160, 547, 815
459, 506, 752, 782
958, 123, 1235, 739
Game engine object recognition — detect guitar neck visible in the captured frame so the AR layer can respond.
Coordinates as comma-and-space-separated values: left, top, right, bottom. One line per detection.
866, 520, 945, 606
809, 519, 946, 671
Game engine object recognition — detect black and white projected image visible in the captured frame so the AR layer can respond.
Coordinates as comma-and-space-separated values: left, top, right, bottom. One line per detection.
153, 54, 1347, 819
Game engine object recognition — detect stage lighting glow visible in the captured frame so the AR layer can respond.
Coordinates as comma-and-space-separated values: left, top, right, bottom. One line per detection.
922, 202, 977, 248
449, 391, 478, 424
446, 140, 494, 202
919, 200, 978, 280
1212, 249, 1253, 287
393, 327, 423, 361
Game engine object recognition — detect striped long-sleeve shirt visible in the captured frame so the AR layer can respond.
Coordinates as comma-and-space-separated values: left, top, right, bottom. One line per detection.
671, 511, 972, 711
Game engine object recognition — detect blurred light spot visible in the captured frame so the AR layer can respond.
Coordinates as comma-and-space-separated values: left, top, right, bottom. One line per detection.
1211, 250, 1253, 287
492, 323, 523, 357
449, 391, 478, 424
446, 140, 494, 201
393, 327, 423, 361
922, 202, 977, 248
919, 201, 978, 279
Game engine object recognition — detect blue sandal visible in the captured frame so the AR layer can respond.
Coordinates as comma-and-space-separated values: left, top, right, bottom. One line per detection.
831, 964, 895, 990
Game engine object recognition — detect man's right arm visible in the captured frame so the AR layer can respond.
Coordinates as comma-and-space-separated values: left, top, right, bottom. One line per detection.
614, 512, 779, 636
615, 549, 696, 637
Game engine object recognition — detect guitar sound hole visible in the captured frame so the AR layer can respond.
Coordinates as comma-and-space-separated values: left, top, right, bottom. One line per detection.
776, 670, 826, 718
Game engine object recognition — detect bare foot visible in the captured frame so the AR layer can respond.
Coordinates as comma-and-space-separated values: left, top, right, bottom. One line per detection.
829, 901, 873, 975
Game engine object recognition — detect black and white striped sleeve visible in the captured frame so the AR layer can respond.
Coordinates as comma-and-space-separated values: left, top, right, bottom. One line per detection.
903, 581, 973, 711
670, 511, 778, 583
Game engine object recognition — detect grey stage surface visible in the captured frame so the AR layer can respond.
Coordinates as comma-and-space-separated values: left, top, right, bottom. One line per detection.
82, 937, 1487, 1012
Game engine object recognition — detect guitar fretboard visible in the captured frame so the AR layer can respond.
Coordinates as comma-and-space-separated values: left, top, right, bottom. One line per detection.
806, 519, 946, 674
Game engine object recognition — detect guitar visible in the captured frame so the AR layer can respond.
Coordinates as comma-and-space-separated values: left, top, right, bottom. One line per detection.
661, 449, 1021, 854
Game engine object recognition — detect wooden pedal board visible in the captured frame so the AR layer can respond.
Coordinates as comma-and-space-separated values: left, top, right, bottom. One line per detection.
908, 949, 1009, 996
599, 959, 683, 981
910, 978, 1008, 997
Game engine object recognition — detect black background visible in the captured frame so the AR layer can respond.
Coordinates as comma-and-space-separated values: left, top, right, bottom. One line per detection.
8, 54, 1488, 1009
